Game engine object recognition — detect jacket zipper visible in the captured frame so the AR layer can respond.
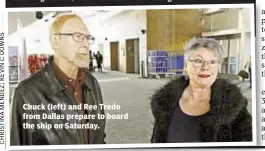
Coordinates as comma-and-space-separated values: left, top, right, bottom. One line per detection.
64, 90, 85, 144
83, 85, 90, 144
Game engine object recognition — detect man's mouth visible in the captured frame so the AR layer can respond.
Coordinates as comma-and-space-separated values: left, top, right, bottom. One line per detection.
77, 54, 88, 59
198, 74, 211, 78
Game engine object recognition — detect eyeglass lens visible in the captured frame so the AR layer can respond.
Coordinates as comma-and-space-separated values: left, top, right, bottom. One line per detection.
190, 57, 218, 67
73, 33, 94, 44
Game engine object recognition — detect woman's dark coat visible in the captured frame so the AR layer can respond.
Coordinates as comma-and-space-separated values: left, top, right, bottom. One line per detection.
150, 76, 252, 142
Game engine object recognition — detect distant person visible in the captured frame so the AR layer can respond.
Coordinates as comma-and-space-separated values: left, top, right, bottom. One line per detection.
95, 51, 103, 72
244, 56, 252, 88
89, 50, 94, 72
150, 37, 252, 143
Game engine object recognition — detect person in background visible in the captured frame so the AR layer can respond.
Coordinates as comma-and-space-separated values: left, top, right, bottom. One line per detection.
95, 51, 103, 72
10, 13, 106, 145
89, 50, 94, 72
244, 56, 252, 88
150, 37, 252, 143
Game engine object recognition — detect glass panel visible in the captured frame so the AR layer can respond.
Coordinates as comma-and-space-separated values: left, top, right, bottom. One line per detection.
229, 38, 240, 75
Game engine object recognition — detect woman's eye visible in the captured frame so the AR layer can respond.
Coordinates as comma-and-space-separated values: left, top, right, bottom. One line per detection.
194, 59, 203, 63
210, 60, 217, 64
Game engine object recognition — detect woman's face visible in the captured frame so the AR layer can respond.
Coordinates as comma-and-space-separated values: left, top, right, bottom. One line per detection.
186, 47, 220, 88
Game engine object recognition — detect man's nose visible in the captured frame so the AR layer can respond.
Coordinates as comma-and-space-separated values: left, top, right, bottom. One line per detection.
80, 40, 89, 53
82, 38, 90, 47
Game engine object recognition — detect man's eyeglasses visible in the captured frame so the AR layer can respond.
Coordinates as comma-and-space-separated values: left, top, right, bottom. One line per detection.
188, 57, 219, 68
55, 32, 95, 44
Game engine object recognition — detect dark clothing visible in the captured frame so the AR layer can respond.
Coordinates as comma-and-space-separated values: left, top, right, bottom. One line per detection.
150, 76, 252, 143
89, 53, 94, 72
97, 63, 102, 72
95, 53, 103, 72
96, 54, 103, 64
166, 106, 207, 143
89, 62, 94, 72
51, 61, 88, 144
10, 56, 106, 145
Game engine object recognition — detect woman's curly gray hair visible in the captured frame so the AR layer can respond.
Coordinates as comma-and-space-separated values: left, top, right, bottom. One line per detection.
184, 37, 224, 62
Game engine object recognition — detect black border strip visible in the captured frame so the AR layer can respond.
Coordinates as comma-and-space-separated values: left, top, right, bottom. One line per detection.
6, 0, 255, 8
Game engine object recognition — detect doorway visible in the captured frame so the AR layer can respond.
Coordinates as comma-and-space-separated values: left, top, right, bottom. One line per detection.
110, 42, 119, 71
126, 38, 140, 73
214, 35, 240, 75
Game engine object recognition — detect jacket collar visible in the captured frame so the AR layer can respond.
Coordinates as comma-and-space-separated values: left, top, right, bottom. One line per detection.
41, 56, 93, 96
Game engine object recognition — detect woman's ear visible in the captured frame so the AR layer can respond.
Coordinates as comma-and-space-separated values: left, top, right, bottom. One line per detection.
219, 64, 222, 72
183, 62, 188, 75
218, 59, 223, 73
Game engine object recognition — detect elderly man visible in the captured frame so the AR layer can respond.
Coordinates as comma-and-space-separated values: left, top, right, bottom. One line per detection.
10, 13, 106, 145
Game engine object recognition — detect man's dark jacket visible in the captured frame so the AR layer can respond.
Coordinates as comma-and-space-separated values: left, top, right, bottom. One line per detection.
10, 56, 106, 145
150, 76, 252, 142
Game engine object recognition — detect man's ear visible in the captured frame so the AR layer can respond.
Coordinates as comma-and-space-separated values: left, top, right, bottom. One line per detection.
51, 35, 60, 50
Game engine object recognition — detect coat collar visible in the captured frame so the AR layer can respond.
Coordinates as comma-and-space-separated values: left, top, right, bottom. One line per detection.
41, 56, 96, 96
151, 75, 248, 126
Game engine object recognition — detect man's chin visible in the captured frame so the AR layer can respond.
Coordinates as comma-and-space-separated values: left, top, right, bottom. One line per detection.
77, 64, 89, 68
74, 61, 89, 68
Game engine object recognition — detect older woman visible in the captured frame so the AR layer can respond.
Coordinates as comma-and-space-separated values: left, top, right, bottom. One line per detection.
150, 37, 252, 143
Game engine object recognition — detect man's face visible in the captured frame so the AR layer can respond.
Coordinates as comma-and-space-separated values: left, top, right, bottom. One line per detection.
55, 17, 90, 68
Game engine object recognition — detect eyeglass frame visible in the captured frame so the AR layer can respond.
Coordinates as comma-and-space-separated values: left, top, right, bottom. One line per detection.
54, 32, 95, 44
188, 57, 220, 68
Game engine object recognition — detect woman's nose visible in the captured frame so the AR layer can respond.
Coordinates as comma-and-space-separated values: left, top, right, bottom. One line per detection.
201, 62, 210, 70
